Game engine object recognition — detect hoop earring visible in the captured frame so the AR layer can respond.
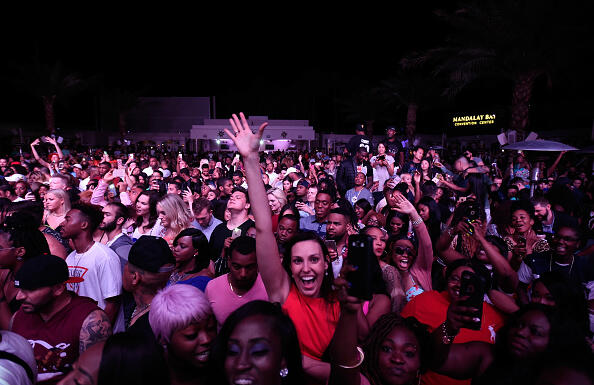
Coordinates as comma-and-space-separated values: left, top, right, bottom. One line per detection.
280, 367, 288, 378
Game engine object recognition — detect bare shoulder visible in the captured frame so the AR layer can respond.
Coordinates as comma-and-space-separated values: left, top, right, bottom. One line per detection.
79, 309, 112, 353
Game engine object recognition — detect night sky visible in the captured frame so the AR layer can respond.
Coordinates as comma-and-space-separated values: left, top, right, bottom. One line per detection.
1, 2, 593, 137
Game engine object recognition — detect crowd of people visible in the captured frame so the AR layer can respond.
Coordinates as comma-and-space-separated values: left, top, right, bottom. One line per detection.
0, 113, 592, 385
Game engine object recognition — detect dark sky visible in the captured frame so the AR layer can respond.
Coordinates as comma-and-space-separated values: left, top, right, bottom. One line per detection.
2, 3, 593, 136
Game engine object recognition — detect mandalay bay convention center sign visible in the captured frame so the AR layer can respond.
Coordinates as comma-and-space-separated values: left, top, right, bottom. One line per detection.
451, 113, 496, 128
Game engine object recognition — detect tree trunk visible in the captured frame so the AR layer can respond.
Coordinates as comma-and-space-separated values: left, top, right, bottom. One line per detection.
406, 102, 418, 140
42, 95, 56, 135
510, 71, 540, 134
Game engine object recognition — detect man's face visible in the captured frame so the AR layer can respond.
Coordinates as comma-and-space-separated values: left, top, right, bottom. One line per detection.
314, 193, 333, 221
49, 177, 67, 190
413, 148, 424, 161
266, 163, 274, 173
306, 187, 318, 203
152, 171, 163, 181
387, 129, 395, 139
14, 182, 27, 197
232, 175, 243, 186
227, 191, 249, 212
493, 178, 503, 189
167, 184, 181, 195
354, 172, 365, 186
60, 209, 85, 239
97, 164, 110, 176
553, 227, 580, 257
149, 157, 159, 169
221, 180, 234, 196
296, 184, 307, 197
277, 217, 298, 243
195, 207, 213, 228
572, 179, 582, 189
99, 205, 120, 232
15, 285, 55, 313
227, 250, 258, 292
326, 213, 348, 241
533, 204, 551, 222
355, 150, 368, 163
0, 159, 6, 168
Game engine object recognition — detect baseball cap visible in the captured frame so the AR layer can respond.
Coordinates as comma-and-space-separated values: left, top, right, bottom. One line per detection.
355, 123, 365, 132
386, 126, 396, 132
15, 254, 69, 290
128, 236, 175, 273
73, 164, 83, 170
5, 174, 25, 183
297, 179, 310, 189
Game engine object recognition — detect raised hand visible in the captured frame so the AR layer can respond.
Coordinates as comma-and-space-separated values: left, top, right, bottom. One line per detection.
224, 112, 268, 159
31, 138, 40, 146
392, 192, 416, 215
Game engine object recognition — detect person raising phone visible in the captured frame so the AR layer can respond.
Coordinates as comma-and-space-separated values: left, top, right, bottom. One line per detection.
224, 113, 339, 383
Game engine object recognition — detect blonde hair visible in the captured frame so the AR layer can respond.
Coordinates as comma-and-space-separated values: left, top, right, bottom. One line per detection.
267, 188, 287, 213
46, 189, 71, 214
156, 194, 193, 234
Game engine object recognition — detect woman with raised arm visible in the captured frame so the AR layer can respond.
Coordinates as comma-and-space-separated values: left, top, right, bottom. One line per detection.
225, 113, 340, 380
30, 136, 64, 170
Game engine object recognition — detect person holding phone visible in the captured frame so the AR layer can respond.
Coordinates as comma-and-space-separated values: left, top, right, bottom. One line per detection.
224, 113, 340, 383
401, 259, 505, 385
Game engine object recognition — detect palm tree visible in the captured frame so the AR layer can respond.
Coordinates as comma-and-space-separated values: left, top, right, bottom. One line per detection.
12, 53, 88, 135
421, 0, 591, 133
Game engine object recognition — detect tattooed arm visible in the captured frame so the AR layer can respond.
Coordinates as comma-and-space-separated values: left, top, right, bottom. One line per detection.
79, 309, 112, 353
382, 264, 406, 313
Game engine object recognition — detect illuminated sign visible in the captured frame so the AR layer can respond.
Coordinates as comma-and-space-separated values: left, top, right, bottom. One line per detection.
451, 113, 496, 127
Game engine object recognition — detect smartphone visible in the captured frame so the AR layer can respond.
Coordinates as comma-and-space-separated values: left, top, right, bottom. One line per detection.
113, 169, 126, 178
231, 227, 242, 239
459, 271, 485, 330
324, 239, 337, 254
234, 154, 240, 162
128, 153, 134, 160
345, 234, 377, 301
178, 152, 183, 159
515, 235, 526, 249
58, 162, 64, 169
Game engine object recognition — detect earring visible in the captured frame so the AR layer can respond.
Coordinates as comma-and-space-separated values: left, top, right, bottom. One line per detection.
279, 367, 288, 378
325, 270, 328, 276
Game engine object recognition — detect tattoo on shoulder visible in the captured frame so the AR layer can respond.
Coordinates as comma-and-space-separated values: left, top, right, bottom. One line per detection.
80, 309, 112, 353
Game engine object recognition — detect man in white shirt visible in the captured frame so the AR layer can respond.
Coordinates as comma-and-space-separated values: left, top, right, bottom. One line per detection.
192, 198, 222, 241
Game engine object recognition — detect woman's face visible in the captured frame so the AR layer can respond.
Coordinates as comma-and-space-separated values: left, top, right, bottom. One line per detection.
44, 192, 63, 212
366, 227, 387, 259
169, 315, 217, 369
50, 154, 59, 163
136, 194, 150, 217
224, 314, 285, 385
354, 205, 365, 220
390, 216, 405, 235
172, 236, 196, 267
38, 185, 48, 199
421, 160, 430, 171
14, 182, 27, 198
268, 194, 281, 214
290, 240, 328, 298
511, 209, 534, 234
377, 143, 386, 155
390, 239, 416, 272
367, 215, 380, 227
157, 203, 169, 228
282, 180, 292, 192
434, 188, 444, 201
377, 325, 422, 385
207, 191, 217, 201
507, 310, 551, 359
531, 281, 556, 307
418, 204, 430, 222
446, 266, 474, 301
212, 168, 221, 179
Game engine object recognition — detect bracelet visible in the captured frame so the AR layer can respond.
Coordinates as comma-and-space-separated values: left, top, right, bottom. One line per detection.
411, 217, 423, 227
441, 322, 457, 345
338, 346, 365, 369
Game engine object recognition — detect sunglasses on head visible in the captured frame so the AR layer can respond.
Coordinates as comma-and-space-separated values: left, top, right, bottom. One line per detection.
393, 246, 415, 255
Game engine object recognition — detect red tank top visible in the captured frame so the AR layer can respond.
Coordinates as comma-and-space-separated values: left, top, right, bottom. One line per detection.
12, 293, 99, 384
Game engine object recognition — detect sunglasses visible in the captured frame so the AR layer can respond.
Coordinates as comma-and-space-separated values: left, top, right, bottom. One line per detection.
393, 246, 415, 256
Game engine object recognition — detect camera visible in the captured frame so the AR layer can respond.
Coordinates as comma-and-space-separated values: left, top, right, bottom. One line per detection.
377, 155, 385, 161
464, 201, 480, 221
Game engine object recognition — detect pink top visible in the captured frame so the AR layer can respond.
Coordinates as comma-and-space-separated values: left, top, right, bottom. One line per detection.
205, 273, 268, 327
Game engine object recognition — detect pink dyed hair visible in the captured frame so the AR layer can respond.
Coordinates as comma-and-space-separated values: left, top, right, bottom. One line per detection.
148, 284, 212, 344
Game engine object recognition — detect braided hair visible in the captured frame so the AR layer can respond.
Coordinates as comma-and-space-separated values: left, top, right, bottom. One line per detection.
362, 313, 431, 385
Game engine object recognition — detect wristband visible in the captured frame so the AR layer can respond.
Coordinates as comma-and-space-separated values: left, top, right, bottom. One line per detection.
441, 322, 457, 345
411, 217, 423, 227
338, 346, 365, 369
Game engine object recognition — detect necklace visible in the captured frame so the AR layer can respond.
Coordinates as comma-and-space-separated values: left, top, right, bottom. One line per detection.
131, 303, 151, 321
169, 270, 189, 285
229, 280, 243, 298
550, 255, 575, 275
351, 188, 363, 203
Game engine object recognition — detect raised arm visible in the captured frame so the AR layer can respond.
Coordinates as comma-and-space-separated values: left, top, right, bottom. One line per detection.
46, 136, 64, 160
547, 151, 566, 178
393, 192, 433, 279
224, 113, 290, 303
30, 138, 50, 168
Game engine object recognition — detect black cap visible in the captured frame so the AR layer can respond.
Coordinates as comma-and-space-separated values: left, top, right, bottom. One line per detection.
128, 236, 175, 273
15, 254, 69, 290
355, 123, 365, 132
386, 126, 396, 132
297, 179, 310, 189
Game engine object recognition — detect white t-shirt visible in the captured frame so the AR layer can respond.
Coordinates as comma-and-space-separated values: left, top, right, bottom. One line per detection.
370, 154, 395, 191
66, 242, 122, 310
0, 331, 37, 385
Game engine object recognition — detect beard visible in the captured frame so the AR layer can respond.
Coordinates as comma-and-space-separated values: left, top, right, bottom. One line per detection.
99, 219, 118, 232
